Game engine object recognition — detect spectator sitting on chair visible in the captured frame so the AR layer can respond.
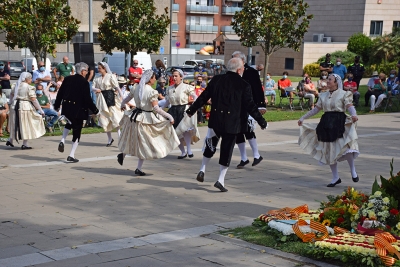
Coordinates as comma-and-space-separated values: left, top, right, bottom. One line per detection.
36, 84, 59, 132
278, 71, 295, 105
317, 71, 329, 93
303, 76, 318, 109
343, 73, 360, 107
387, 69, 399, 96
264, 73, 276, 105
369, 73, 388, 113
365, 71, 379, 106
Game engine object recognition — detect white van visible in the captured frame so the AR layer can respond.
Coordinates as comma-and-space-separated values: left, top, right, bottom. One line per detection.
22, 57, 51, 73
103, 52, 152, 76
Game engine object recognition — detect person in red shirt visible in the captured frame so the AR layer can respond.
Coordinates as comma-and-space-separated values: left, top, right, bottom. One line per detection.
128, 60, 143, 83
343, 73, 360, 107
278, 71, 295, 105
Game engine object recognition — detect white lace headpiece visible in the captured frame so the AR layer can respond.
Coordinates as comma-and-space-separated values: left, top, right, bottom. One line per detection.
138, 69, 154, 101
13, 72, 32, 102
99, 62, 112, 74
330, 74, 343, 91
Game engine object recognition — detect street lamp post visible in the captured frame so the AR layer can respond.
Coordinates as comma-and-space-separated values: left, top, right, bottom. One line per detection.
89, 0, 93, 43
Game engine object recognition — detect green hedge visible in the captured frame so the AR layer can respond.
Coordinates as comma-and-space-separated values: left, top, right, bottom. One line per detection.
364, 62, 398, 77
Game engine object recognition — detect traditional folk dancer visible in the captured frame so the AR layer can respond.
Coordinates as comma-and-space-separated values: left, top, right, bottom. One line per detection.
6, 72, 45, 149
54, 63, 99, 162
231, 51, 266, 168
161, 69, 200, 159
186, 58, 268, 192
92, 62, 124, 147
298, 74, 359, 187
117, 69, 180, 175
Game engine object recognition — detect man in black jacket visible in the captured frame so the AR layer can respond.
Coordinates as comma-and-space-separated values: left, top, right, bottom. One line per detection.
54, 62, 99, 163
186, 58, 268, 192
232, 51, 266, 168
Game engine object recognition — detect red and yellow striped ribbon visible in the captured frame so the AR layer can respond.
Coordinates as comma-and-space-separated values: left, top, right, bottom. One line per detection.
374, 232, 400, 266
292, 219, 329, 242
258, 205, 310, 222
333, 226, 349, 234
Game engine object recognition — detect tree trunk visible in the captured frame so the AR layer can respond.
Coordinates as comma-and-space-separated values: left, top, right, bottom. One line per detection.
263, 52, 270, 84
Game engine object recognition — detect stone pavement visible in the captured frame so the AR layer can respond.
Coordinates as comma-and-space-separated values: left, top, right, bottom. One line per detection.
0, 112, 399, 266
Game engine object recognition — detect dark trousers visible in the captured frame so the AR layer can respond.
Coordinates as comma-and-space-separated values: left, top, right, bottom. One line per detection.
236, 131, 256, 144
365, 90, 373, 106
354, 77, 362, 89
203, 131, 237, 167
65, 117, 83, 142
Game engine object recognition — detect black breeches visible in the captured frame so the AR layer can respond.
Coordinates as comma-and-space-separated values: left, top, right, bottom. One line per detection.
203, 131, 237, 167
65, 118, 83, 142
235, 131, 256, 144
354, 77, 362, 89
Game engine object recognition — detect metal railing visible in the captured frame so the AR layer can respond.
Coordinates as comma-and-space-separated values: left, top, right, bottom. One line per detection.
172, 4, 180, 12
172, 24, 179, 32
186, 25, 218, 33
186, 5, 219, 14
221, 26, 236, 34
221, 6, 242, 15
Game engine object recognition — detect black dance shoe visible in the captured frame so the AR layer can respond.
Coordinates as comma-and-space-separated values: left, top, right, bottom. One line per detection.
352, 176, 359, 182
58, 142, 64, 153
196, 171, 204, 182
236, 159, 249, 169
117, 153, 124, 166
21, 145, 32, 150
252, 156, 263, 166
135, 169, 146, 176
106, 139, 114, 147
327, 178, 341, 187
67, 156, 79, 163
214, 181, 228, 192
188, 154, 194, 158
177, 154, 187, 159
6, 141, 14, 147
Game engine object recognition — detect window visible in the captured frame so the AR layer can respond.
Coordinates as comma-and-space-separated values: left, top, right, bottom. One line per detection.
393, 21, 400, 30
370, 21, 383, 36
285, 58, 294, 70
93, 33, 100, 44
72, 32, 84, 43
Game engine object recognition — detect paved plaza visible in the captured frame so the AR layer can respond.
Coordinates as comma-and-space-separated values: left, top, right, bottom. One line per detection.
0, 112, 399, 267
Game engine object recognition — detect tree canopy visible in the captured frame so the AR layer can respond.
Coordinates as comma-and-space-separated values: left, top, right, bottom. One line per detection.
347, 33, 372, 63
0, 0, 80, 64
232, 0, 313, 78
98, 0, 170, 68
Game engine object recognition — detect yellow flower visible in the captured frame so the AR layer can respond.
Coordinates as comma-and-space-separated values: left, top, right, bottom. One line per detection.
383, 197, 390, 204
322, 219, 331, 226
374, 191, 382, 197
368, 202, 374, 208
397, 222, 400, 230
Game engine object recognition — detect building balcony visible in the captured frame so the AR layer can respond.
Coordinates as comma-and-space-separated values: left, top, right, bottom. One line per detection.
186, 25, 218, 33
186, 5, 219, 14
172, 24, 179, 32
221, 26, 236, 34
172, 3, 179, 12
221, 6, 242, 15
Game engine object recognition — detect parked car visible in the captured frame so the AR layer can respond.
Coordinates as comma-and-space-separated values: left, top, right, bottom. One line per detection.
183, 59, 206, 67
2, 60, 24, 78
166, 65, 196, 81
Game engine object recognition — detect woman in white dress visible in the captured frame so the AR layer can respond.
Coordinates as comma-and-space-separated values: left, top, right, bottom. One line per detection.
92, 62, 123, 146
117, 69, 180, 175
298, 74, 359, 187
162, 69, 200, 159
6, 72, 45, 149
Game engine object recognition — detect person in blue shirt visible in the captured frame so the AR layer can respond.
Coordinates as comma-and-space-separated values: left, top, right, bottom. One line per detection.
332, 58, 347, 81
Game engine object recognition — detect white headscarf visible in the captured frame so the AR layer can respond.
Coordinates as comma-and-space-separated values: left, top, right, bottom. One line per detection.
99, 62, 112, 74
174, 69, 184, 78
13, 72, 32, 102
330, 74, 343, 91
138, 69, 154, 101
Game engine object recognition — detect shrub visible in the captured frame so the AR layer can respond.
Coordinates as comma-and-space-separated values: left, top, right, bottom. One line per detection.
347, 33, 372, 63
316, 50, 357, 67
303, 63, 320, 77
364, 61, 397, 77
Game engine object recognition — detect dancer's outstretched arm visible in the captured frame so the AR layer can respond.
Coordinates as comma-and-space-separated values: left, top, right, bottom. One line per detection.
152, 101, 174, 124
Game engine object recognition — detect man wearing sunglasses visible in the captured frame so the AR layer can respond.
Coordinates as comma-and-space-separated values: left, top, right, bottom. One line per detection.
0, 61, 11, 98
33, 61, 52, 92
128, 60, 142, 84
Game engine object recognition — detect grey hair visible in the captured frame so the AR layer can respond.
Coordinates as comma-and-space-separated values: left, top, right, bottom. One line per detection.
227, 58, 243, 72
75, 62, 89, 74
22, 72, 32, 81
232, 51, 247, 62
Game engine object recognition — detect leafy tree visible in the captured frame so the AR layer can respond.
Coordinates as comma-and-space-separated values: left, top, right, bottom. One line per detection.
347, 33, 372, 63
98, 0, 170, 74
0, 0, 79, 64
232, 0, 313, 79
370, 34, 400, 63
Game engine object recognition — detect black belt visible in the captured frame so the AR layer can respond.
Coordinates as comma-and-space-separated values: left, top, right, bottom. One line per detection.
130, 108, 152, 122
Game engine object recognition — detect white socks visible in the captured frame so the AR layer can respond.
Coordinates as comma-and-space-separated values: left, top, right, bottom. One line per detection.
61, 128, 69, 143
22, 140, 28, 146
183, 132, 192, 155
8, 137, 13, 144
117, 129, 121, 137
218, 165, 228, 186
69, 140, 79, 158
178, 143, 186, 156
237, 142, 247, 161
248, 138, 260, 159
346, 153, 358, 178
106, 132, 113, 143
329, 163, 339, 184
137, 159, 144, 170
200, 156, 211, 172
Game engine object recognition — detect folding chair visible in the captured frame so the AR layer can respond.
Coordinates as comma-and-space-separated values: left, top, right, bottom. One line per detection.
279, 87, 304, 111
